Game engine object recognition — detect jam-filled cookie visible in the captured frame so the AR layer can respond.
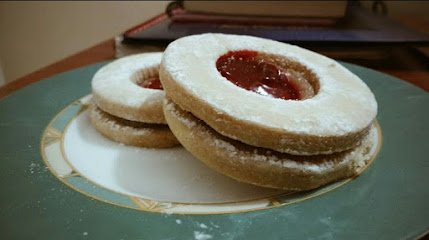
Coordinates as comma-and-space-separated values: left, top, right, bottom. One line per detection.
92, 52, 166, 124
160, 33, 379, 190
160, 33, 377, 155
90, 53, 179, 148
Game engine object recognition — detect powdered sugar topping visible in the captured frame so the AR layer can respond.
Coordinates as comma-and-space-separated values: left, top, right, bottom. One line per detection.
92, 52, 165, 116
162, 33, 377, 136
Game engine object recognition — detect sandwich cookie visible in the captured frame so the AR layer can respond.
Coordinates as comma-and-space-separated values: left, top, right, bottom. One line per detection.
160, 33, 377, 155
91, 52, 179, 148
160, 33, 379, 190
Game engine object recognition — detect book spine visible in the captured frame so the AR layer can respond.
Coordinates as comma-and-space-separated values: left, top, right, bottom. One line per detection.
124, 13, 169, 36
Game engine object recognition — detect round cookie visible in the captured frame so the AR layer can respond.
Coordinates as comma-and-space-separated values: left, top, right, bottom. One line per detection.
89, 102, 179, 148
92, 52, 166, 124
163, 98, 380, 190
160, 33, 377, 155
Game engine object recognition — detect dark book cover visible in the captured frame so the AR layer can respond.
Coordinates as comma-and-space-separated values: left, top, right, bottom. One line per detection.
123, 2, 429, 46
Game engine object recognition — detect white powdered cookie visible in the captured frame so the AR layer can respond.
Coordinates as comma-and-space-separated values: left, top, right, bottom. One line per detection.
92, 52, 166, 124
160, 33, 377, 155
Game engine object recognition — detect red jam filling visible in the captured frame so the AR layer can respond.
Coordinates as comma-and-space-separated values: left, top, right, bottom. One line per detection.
216, 50, 301, 100
138, 76, 163, 90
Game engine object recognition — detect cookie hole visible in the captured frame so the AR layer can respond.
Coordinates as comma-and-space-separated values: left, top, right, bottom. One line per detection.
131, 65, 163, 90
216, 50, 320, 100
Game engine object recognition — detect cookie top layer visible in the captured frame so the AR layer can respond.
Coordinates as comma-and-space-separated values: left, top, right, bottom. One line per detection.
160, 34, 377, 153
92, 52, 166, 123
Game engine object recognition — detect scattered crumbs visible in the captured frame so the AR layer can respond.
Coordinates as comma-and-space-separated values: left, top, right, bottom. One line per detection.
29, 162, 37, 174
83, 232, 88, 236
29, 162, 47, 175
176, 219, 182, 224
210, 222, 220, 228
199, 223, 208, 229
194, 231, 212, 240
164, 209, 173, 215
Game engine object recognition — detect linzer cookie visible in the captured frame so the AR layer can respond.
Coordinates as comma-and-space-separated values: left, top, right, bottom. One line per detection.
90, 53, 179, 148
92, 53, 166, 124
160, 33, 379, 190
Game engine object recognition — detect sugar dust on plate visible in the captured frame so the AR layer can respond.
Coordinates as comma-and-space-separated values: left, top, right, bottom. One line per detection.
194, 231, 212, 240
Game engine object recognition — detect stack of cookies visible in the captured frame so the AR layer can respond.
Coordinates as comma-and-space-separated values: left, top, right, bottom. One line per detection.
90, 52, 179, 148
160, 34, 379, 190
90, 33, 379, 191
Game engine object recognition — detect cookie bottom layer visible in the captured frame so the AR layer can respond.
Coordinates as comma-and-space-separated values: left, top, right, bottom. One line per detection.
164, 98, 379, 191
89, 103, 179, 148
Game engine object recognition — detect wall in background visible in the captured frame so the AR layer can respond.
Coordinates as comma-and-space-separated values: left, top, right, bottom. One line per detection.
0, 1, 168, 84
0, 1, 428, 85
